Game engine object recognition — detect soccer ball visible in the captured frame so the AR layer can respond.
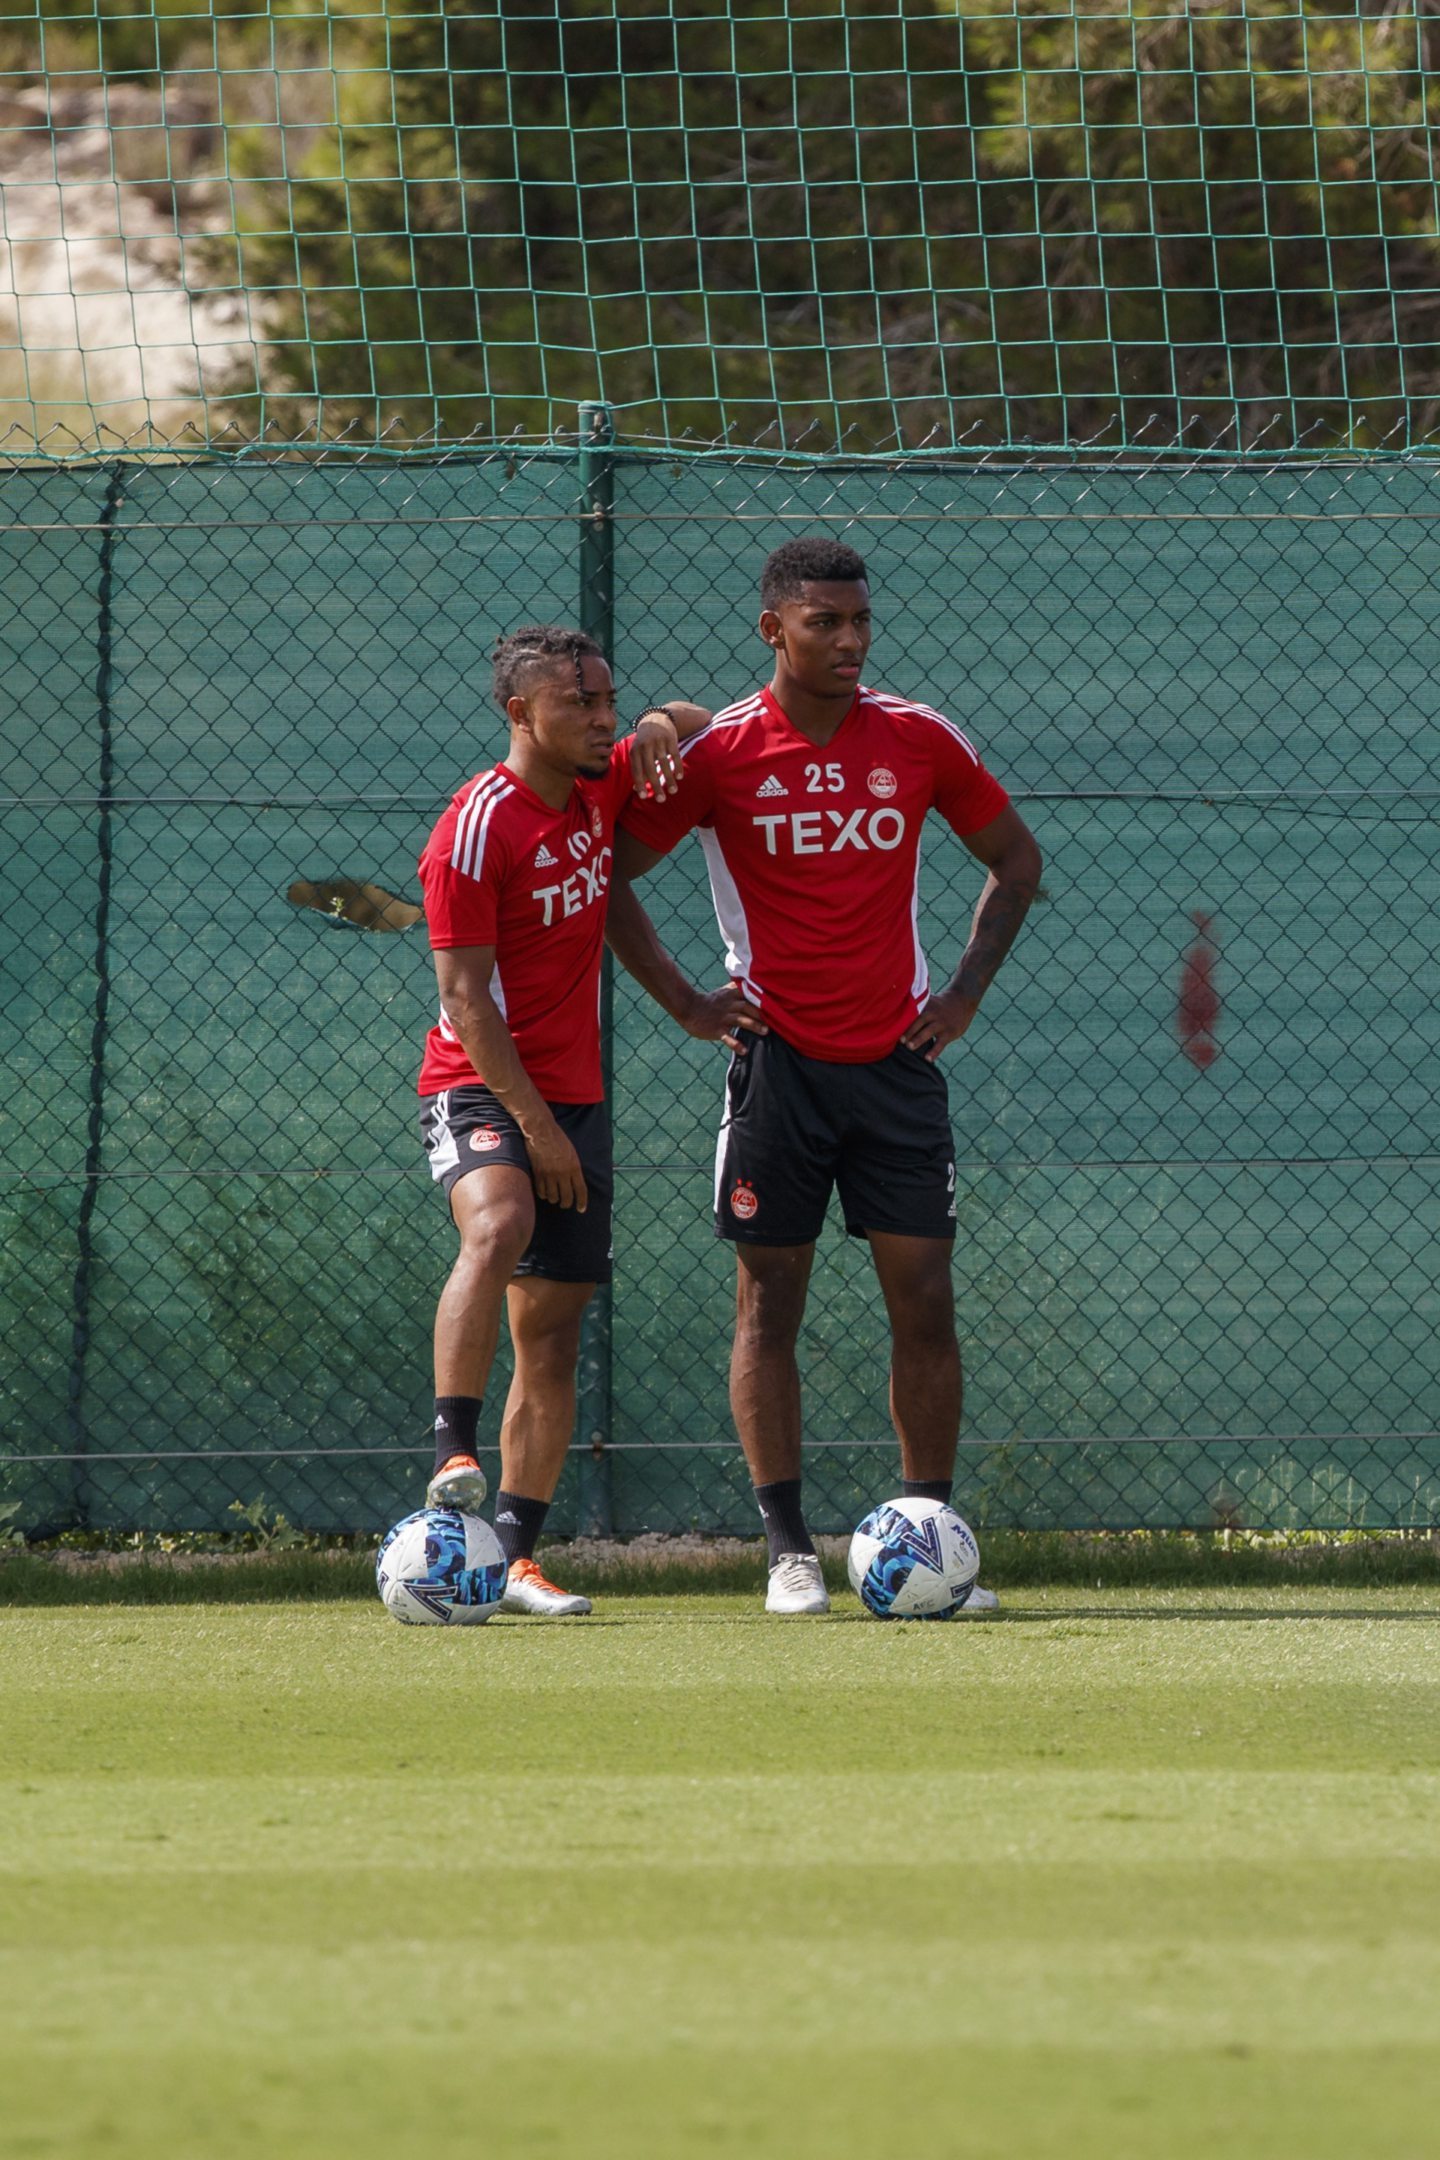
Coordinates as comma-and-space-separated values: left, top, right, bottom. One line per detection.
376, 1508, 508, 1625
847, 1497, 981, 1619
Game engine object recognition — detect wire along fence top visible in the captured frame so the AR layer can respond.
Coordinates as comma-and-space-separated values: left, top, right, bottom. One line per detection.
5, 1, 1440, 459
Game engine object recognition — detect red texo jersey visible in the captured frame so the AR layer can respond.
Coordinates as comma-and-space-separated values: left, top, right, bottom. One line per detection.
619, 685, 1010, 1062
417, 743, 635, 1101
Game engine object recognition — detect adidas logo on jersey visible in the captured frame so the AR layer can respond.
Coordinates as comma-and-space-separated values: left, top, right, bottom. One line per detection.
533, 843, 558, 867
755, 774, 788, 798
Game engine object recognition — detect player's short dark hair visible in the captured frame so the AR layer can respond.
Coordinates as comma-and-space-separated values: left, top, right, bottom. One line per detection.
760, 537, 868, 610
491, 624, 604, 711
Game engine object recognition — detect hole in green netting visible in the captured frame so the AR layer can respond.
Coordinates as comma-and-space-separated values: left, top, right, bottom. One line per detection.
286, 878, 423, 933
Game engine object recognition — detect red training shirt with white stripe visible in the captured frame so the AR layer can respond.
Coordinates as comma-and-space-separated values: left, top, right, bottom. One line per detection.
417, 741, 635, 1101
619, 684, 1011, 1063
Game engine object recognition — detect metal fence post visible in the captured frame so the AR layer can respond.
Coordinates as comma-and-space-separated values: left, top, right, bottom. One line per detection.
64, 461, 127, 1534
576, 401, 615, 1536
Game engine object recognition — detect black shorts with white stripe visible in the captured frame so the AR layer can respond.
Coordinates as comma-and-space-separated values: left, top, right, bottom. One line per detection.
714, 1031, 957, 1246
419, 1085, 613, 1284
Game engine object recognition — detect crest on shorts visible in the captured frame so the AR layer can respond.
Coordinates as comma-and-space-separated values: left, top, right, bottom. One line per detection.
868, 766, 898, 798
469, 1127, 503, 1153
730, 1179, 759, 1221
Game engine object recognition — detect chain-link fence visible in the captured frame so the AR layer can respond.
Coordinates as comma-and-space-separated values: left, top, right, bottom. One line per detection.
3, 435, 1437, 1539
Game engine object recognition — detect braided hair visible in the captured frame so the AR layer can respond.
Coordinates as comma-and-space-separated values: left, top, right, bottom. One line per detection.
491, 624, 604, 713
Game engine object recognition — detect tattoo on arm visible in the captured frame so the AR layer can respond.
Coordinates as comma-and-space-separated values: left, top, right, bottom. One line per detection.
952, 880, 1034, 1005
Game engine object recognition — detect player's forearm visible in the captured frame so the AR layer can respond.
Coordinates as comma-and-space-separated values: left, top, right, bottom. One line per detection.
661, 699, 711, 743
947, 843, 1042, 1008
443, 987, 554, 1134
605, 877, 698, 1022
633, 696, 710, 742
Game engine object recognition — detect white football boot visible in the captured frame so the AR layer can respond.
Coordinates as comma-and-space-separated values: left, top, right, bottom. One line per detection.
765, 1552, 831, 1615
499, 1556, 593, 1617
426, 1454, 488, 1515
950, 1584, 1000, 1617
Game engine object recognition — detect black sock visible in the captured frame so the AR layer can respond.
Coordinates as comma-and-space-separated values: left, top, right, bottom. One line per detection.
432, 1396, 482, 1477
754, 1478, 814, 1566
492, 1490, 550, 1566
903, 1478, 953, 1507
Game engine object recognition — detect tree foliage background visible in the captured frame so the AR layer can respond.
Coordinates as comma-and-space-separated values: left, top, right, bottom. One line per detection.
5, 0, 1440, 450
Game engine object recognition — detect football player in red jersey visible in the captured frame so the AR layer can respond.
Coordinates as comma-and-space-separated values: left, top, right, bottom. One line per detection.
417, 626, 759, 1614
610, 539, 1043, 1614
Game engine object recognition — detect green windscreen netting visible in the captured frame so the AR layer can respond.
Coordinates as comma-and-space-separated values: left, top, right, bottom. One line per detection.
2, 2, 1439, 1540
4, 447, 1439, 1538
4, 0, 1440, 453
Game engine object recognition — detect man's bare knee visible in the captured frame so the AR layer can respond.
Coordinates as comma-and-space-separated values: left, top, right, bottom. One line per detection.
450, 1167, 534, 1282
735, 1251, 812, 1353
456, 1210, 530, 1278
508, 1279, 592, 1373
892, 1279, 956, 1351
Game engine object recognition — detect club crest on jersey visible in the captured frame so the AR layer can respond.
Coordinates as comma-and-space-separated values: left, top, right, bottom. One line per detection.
868, 766, 898, 798
469, 1127, 503, 1153
591, 807, 603, 836
730, 1179, 759, 1221
755, 774, 787, 798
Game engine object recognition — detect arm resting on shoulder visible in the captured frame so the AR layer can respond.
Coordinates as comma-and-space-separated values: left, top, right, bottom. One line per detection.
628, 699, 712, 800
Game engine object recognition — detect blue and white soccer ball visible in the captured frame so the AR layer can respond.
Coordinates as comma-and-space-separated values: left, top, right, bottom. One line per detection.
847, 1497, 981, 1619
376, 1508, 508, 1625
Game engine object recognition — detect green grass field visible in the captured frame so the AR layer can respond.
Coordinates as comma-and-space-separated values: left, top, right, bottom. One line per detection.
4, 1584, 1439, 2160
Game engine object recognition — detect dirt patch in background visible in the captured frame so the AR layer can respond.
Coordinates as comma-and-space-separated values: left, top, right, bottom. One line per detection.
1, 79, 265, 443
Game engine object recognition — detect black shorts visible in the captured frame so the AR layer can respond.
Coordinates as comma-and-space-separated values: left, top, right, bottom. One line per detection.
418, 1085, 613, 1284
714, 1032, 957, 1246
